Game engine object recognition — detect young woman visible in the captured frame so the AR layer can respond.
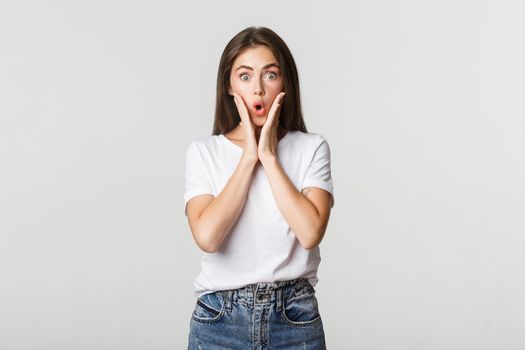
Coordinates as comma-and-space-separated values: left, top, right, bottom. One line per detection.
184, 26, 334, 349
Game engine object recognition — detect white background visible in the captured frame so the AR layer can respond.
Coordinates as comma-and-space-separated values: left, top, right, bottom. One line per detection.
1, 0, 524, 349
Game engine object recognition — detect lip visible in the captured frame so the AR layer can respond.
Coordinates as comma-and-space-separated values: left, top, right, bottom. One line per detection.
252, 101, 266, 116
254, 107, 266, 116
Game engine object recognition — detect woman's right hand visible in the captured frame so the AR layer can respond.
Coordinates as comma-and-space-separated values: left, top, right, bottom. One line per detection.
232, 93, 259, 164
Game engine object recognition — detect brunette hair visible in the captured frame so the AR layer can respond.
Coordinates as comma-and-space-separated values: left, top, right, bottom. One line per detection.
212, 26, 308, 135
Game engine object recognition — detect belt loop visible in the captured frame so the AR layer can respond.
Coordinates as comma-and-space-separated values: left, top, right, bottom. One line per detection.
276, 288, 283, 312
223, 290, 232, 312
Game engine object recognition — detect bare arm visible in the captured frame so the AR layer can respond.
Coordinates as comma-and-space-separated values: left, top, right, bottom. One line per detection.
260, 155, 333, 250
186, 155, 257, 253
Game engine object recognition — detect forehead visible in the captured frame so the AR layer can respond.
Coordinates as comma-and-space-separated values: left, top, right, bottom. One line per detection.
232, 45, 278, 68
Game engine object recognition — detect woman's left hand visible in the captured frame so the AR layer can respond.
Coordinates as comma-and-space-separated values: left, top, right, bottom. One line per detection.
258, 92, 286, 163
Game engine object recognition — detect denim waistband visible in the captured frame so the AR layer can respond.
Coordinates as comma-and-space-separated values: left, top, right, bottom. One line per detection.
218, 277, 315, 312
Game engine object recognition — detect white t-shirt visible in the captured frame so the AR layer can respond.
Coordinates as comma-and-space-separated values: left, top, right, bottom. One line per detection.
184, 130, 334, 298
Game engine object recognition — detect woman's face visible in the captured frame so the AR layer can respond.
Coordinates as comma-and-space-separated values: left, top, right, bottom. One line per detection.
228, 45, 284, 127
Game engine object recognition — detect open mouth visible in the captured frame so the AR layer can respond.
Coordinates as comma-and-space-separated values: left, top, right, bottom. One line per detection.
253, 101, 265, 116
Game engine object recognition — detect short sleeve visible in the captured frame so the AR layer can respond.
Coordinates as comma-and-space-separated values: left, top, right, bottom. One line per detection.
301, 136, 335, 208
184, 141, 215, 216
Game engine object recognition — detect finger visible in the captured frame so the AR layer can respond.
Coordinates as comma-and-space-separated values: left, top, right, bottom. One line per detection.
232, 93, 250, 123
266, 92, 286, 127
232, 93, 258, 137
268, 92, 286, 117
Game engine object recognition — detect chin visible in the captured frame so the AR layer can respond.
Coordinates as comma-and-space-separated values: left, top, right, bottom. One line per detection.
251, 116, 267, 126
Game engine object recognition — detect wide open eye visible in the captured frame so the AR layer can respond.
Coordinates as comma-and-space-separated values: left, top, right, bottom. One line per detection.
265, 72, 277, 80
240, 73, 250, 81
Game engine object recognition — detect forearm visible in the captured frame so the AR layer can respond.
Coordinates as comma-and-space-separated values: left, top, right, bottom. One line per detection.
260, 156, 322, 250
197, 155, 257, 252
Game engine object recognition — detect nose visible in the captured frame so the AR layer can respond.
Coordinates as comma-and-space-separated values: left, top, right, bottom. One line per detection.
254, 79, 264, 96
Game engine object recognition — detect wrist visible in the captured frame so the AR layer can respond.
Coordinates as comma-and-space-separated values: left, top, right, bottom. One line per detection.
240, 153, 259, 167
259, 153, 277, 166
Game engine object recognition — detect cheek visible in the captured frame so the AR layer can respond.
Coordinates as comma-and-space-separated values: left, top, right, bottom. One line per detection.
229, 81, 249, 95
267, 85, 284, 99
267, 80, 284, 93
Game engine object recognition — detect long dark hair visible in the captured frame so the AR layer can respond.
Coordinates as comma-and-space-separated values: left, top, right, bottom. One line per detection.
212, 26, 307, 135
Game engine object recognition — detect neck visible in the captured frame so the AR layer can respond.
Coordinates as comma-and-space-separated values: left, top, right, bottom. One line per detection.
260, 125, 285, 141
233, 124, 286, 143
254, 126, 262, 141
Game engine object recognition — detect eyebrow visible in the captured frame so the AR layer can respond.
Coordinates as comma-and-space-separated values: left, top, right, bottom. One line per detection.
235, 63, 281, 72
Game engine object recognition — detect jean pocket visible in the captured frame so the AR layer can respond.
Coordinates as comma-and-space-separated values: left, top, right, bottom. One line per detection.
191, 291, 226, 323
281, 289, 322, 327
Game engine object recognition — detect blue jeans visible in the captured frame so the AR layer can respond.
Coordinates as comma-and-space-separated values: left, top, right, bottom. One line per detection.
188, 277, 327, 349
